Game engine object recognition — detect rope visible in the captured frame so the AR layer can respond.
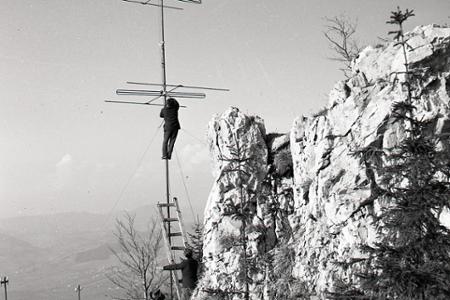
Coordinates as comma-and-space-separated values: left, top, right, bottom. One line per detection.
174, 149, 196, 221
102, 124, 162, 228
180, 128, 207, 145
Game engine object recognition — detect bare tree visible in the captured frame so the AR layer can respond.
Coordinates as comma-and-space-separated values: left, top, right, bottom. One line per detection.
324, 16, 363, 77
107, 213, 167, 300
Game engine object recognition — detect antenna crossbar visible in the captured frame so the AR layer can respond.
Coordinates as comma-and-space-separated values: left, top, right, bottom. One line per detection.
121, 0, 183, 10
175, 0, 201, 4
105, 100, 187, 107
116, 89, 206, 99
127, 81, 230, 92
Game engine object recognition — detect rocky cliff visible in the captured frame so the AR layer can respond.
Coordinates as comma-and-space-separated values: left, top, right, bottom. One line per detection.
195, 24, 450, 299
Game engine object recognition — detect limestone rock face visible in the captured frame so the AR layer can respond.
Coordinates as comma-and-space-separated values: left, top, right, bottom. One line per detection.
196, 108, 294, 300
197, 25, 450, 299
197, 107, 269, 299
291, 24, 450, 295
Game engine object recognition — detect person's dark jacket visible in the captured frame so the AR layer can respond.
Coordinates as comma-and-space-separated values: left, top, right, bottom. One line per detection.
151, 290, 165, 300
160, 98, 180, 130
163, 257, 198, 288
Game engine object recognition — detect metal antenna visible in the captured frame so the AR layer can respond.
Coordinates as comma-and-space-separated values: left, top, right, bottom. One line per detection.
121, 0, 183, 10
127, 81, 230, 91
105, 100, 188, 107
108, 0, 227, 108
115, 89, 206, 98
107, 1, 227, 298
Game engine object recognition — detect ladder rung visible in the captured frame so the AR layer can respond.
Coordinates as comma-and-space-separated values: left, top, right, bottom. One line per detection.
158, 203, 176, 207
171, 246, 186, 251
164, 218, 179, 222
169, 232, 183, 237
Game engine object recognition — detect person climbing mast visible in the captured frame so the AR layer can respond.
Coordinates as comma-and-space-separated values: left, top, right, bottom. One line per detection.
160, 97, 180, 160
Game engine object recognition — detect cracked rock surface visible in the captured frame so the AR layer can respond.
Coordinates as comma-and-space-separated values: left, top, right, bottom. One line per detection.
195, 25, 450, 299
290, 24, 450, 295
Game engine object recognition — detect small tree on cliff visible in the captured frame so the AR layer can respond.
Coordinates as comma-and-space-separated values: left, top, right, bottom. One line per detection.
205, 126, 261, 300
324, 15, 363, 78
344, 8, 450, 299
186, 217, 204, 274
220, 130, 254, 300
266, 242, 309, 299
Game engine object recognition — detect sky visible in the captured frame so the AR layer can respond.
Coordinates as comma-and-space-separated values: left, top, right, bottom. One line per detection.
1, 0, 449, 220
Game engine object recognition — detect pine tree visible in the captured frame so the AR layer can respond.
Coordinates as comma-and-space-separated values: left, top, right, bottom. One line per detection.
207, 125, 262, 300
186, 217, 204, 270
220, 130, 253, 300
353, 7, 450, 299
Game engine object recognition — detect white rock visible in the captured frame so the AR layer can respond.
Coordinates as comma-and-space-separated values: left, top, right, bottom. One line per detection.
197, 25, 450, 299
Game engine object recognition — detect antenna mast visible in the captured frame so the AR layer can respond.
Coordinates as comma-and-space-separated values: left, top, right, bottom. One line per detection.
159, 3, 174, 296
107, 0, 226, 298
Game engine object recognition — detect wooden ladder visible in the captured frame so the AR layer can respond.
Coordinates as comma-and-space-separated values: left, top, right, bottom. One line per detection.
158, 197, 187, 300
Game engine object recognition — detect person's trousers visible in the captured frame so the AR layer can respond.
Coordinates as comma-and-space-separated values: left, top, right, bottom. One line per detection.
162, 128, 178, 159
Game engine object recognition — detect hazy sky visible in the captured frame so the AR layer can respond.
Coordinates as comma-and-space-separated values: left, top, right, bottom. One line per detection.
1, 0, 449, 220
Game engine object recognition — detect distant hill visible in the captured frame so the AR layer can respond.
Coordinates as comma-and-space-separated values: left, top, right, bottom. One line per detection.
0, 211, 112, 246
74, 243, 114, 263
0, 211, 127, 299
0, 231, 41, 255
0, 207, 193, 300
0, 231, 46, 272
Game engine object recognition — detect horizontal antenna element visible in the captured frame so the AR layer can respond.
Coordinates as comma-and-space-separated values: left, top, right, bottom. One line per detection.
126, 81, 230, 92
116, 89, 206, 99
174, 0, 201, 4
105, 100, 187, 108
121, 0, 183, 10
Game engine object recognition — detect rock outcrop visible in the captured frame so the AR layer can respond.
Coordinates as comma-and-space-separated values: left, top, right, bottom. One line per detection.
290, 24, 450, 295
195, 24, 450, 299
195, 108, 294, 300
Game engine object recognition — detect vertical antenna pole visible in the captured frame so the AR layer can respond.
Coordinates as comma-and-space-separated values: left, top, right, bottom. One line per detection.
76, 284, 81, 300
1, 277, 8, 300
159, 0, 173, 298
